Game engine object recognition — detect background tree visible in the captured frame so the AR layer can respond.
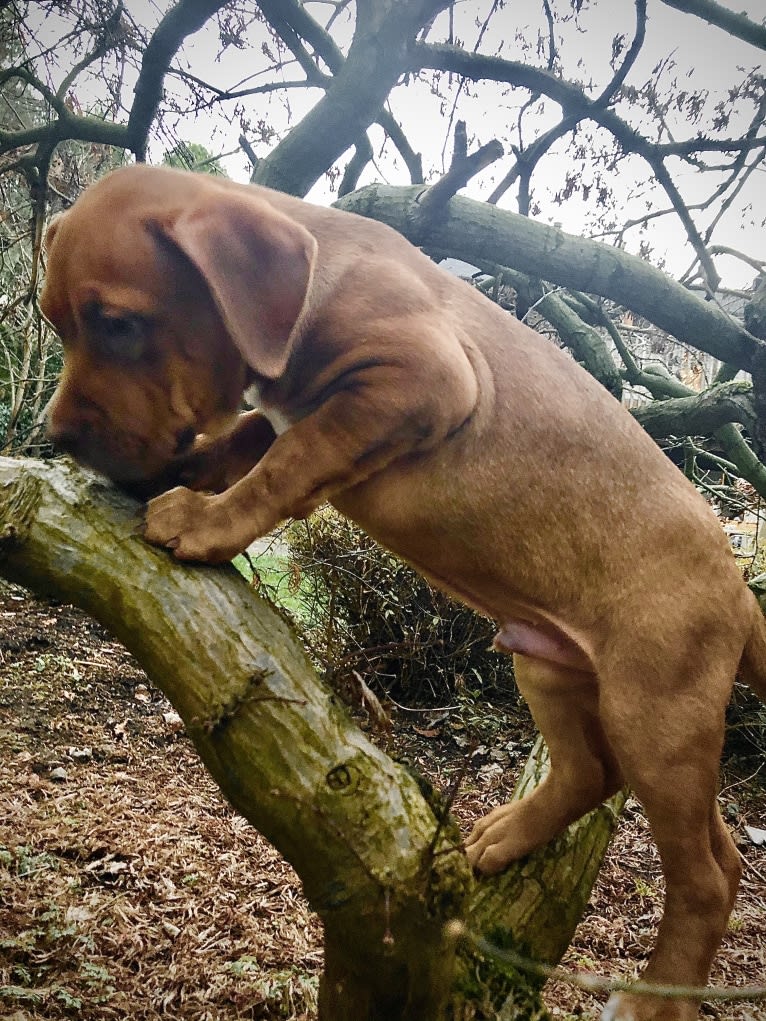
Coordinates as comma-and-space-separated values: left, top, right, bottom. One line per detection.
162, 139, 228, 173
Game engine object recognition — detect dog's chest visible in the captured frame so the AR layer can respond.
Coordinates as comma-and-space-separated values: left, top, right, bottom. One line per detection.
244, 381, 291, 436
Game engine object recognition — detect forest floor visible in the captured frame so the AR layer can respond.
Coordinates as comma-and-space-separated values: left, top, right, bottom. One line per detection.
1, 578, 765, 1021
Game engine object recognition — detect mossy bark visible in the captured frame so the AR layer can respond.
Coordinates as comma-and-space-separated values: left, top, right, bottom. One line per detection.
0, 456, 625, 1019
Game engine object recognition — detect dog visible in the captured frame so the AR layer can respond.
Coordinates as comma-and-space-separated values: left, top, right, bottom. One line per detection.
41, 164, 766, 1021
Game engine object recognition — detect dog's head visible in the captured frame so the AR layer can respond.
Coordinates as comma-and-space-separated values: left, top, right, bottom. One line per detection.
41, 165, 316, 489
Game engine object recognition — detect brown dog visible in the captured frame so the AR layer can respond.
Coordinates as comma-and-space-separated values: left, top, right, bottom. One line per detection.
41, 164, 766, 1020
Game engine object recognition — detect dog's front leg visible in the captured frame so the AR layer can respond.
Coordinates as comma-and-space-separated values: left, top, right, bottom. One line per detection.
126, 411, 277, 501
173, 411, 278, 493
143, 355, 477, 563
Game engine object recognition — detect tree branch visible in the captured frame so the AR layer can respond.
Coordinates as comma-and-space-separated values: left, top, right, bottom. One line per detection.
338, 131, 374, 196
255, 0, 424, 183
488, 0, 648, 207
0, 456, 469, 1018
128, 0, 232, 159
336, 183, 760, 370
0, 455, 626, 1019
252, 0, 440, 195
631, 379, 756, 439
658, 0, 766, 51
413, 41, 733, 290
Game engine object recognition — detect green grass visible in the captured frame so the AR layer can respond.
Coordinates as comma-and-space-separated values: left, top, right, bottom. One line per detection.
233, 549, 311, 622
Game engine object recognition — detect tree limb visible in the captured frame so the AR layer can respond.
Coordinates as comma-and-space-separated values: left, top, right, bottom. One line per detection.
128, 0, 232, 159
631, 379, 756, 439
658, 0, 766, 51
0, 455, 626, 1020
338, 131, 374, 196
254, 0, 424, 183
336, 183, 760, 370
0, 456, 468, 1018
253, 0, 442, 195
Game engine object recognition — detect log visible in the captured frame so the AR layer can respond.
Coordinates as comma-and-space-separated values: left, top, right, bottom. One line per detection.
0, 455, 625, 1020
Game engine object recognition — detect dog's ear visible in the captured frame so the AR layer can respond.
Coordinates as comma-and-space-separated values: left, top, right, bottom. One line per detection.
154, 190, 317, 379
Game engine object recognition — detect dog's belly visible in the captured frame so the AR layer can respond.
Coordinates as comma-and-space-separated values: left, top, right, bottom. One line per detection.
334, 484, 597, 672
411, 560, 596, 673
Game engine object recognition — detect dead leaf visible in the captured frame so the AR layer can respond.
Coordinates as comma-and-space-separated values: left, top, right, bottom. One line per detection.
744, 825, 766, 846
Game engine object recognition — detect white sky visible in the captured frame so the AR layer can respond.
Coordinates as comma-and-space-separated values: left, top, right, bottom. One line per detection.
27, 0, 766, 287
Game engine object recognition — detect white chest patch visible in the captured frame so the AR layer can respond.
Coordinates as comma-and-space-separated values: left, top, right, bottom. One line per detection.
244, 382, 292, 436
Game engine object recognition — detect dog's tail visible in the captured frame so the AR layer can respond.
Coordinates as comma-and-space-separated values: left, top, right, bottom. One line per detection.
738, 597, 766, 702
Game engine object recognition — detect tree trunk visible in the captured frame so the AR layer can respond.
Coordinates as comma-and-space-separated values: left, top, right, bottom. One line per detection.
0, 456, 625, 1019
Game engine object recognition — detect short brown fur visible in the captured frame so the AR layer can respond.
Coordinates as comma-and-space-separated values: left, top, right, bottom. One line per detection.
42, 165, 766, 1020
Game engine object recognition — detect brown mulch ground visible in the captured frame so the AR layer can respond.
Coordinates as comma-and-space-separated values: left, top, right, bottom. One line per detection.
1, 580, 764, 1020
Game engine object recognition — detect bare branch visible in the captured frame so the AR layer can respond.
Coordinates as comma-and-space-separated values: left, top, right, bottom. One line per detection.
128, 0, 232, 160
597, 0, 647, 103
658, 0, 766, 51
655, 133, 766, 157
415, 41, 729, 290
337, 183, 760, 370
489, 0, 648, 206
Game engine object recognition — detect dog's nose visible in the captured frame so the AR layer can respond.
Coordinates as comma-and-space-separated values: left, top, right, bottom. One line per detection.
47, 422, 82, 457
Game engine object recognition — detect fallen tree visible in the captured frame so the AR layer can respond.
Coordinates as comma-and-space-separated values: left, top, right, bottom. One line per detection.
0, 455, 625, 1020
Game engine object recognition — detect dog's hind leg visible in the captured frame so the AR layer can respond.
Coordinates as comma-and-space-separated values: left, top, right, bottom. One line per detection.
598, 657, 742, 1021
465, 654, 623, 873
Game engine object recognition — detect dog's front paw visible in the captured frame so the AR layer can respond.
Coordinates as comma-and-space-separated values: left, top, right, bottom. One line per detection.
143, 487, 244, 563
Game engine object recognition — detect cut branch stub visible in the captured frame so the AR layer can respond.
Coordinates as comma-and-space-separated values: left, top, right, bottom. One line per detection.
409, 122, 504, 237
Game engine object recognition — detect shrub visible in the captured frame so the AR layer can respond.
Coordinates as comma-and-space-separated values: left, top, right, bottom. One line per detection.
285, 510, 516, 708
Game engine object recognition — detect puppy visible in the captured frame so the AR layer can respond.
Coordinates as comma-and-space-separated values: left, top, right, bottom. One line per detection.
41, 164, 766, 1021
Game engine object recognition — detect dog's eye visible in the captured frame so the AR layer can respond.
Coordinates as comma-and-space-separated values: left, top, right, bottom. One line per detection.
85, 305, 150, 362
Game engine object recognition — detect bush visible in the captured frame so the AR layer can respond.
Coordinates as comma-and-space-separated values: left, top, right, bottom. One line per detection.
284, 510, 516, 708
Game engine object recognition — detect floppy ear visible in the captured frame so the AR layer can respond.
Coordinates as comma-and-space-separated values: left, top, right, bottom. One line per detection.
155, 190, 317, 379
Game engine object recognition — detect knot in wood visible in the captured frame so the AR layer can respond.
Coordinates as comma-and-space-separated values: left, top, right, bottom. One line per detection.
326, 762, 355, 792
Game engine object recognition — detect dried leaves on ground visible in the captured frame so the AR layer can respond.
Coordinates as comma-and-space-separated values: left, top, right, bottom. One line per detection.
1, 583, 764, 1020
